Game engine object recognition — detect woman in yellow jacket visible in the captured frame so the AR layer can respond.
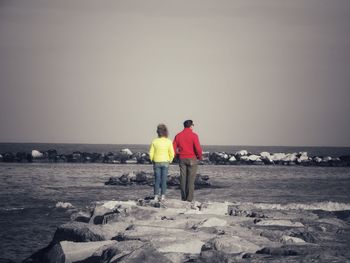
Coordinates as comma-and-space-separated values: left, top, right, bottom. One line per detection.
149, 124, 175, 201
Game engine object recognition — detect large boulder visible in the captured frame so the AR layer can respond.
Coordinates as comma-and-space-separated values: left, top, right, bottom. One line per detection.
16, 152, 31, 162
31, 150, 44, 159
23, 242, 65, 263
260, 152, 271, 158
297, 152, 310, 164
202, 236, 261, 254
270, 153, 286, 163
2, 152, 15, 162
53, 222, 109, 242
235, 150, 248, 157
209, 152, 229, 164
121, 148, 133, 156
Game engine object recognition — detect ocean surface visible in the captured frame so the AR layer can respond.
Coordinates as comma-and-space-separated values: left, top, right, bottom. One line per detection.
0, 144, 350, 262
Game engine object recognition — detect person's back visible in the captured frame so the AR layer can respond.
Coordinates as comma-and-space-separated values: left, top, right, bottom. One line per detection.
149, 124, 174, 202
173, 128, 202, 160
150, 137, 174, 163
173, 120, 202, 202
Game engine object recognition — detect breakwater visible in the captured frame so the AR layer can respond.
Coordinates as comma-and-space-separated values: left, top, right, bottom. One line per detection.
1, 148, 350, 166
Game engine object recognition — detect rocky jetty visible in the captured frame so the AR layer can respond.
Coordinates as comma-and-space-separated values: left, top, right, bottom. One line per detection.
0, 148, 349, 166
23, 198, 350, 262
104, 171, 211, 189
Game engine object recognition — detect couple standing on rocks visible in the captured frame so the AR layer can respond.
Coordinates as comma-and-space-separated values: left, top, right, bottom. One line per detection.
149, 120, 203, 203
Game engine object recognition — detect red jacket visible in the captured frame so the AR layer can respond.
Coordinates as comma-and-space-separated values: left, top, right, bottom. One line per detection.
173, 128, 203, 160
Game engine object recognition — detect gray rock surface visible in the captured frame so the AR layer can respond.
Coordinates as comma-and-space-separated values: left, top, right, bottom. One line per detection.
23, 197, 350, 262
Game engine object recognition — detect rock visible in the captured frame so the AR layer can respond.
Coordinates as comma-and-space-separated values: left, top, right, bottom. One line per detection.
134, 152, 151, 164
200, 202, 231, 215
248, 155, 261, 162
158, 239, 204, 254
27, 197, 350, 262
118, 242, 171, 263
197, 218, 227, 228
2, 152, 15, 162
271, 153, 286, 162
195, 174, 211, 189
134, 171, 149, 184
297, 152, 310, 164
105, 172, 211, 189
60, 240, 116, 263
121, 148, 133, 156
53, 222, 111, 242
235, 150, 248, 156
282, 153, 297, 163
256, 246, 298, 256
89, 240, 145, 262
16, 152, 29, 162
323, 156, 332, 162
23, 242, 65, 263
104, 176, 120, 185
314, 157, 322, 163
228, 206, 266, 218
167, 174, 181, 187
280, 235, 306, 244
209, 152, 229, 164
118, 174, 131, 185
201, 151, 211, 162
260, 152, 271, 158
46, 149, 58, 158
71, 211, 92, 223
240, 156, 250, 162
203, 236, 261, 254
228, 155, 236, 163
255, 219, 304, 227
261, 156, 274, 165
32, 150, 44, 159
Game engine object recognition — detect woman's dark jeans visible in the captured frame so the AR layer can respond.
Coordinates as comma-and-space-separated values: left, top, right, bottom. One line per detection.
153, 162, 169, 195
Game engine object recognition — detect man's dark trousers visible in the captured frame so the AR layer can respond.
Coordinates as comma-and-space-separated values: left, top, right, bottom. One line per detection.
179, 158, 198, 202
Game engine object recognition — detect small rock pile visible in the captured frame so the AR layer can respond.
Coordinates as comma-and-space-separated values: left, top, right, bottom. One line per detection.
104, 171, 211, 189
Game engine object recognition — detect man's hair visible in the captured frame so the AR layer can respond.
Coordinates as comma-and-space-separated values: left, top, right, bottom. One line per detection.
183, 120, 193, 128
157, 124, 169, 138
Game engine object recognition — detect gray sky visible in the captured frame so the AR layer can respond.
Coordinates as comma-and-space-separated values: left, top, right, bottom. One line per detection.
1, 0, 350, 146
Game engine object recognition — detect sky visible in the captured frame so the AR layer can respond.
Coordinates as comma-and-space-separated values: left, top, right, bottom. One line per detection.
0, 0, 349, 146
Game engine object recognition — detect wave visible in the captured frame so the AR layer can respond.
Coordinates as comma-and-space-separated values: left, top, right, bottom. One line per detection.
55, 201, 74, 209
239, 201, 350, 211
0, 207, 25, 212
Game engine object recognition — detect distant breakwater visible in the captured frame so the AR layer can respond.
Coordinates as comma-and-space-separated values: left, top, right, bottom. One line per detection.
1, 148, 350, 167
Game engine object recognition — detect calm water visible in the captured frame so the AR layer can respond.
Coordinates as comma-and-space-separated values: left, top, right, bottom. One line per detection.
0, 162, 350, 262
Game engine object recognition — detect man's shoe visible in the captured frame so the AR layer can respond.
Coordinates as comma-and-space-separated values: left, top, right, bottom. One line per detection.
161, 195, 165, 201
154, 195, 159, 202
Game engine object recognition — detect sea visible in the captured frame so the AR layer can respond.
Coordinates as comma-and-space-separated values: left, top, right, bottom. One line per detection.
0, 143, 350, 262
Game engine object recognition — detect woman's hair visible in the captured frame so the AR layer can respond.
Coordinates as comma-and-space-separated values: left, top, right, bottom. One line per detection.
157, 124, 169, 138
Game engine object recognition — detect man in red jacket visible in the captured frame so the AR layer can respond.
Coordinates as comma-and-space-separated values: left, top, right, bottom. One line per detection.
173, 120, 203, 202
